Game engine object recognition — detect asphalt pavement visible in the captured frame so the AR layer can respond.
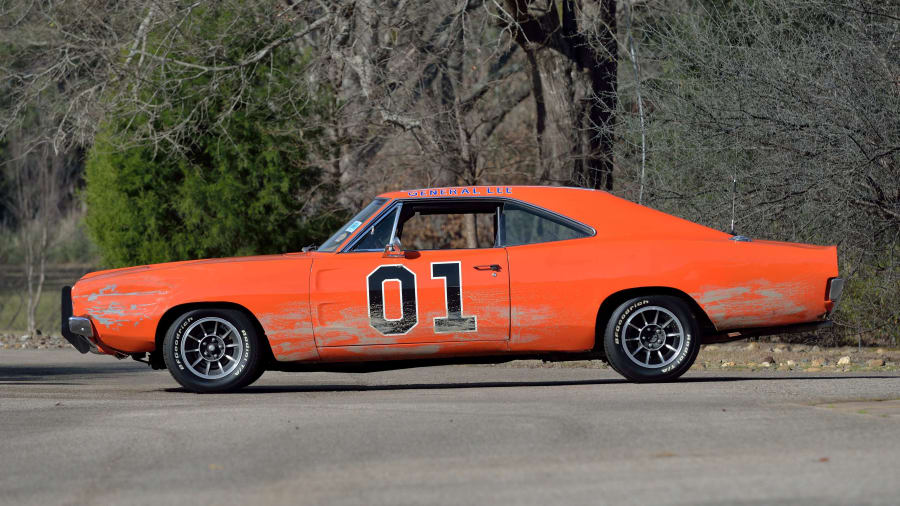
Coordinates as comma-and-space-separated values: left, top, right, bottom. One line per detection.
2, 350, 899, 505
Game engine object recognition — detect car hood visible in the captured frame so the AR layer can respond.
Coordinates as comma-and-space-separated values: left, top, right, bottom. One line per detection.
78, 253, 311, 283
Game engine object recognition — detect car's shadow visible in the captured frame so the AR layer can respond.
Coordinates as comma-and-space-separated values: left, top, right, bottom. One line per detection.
0, 363, 146, 383
163, 374, 900, 394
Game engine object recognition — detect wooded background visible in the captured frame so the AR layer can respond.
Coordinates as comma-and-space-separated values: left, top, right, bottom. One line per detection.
1, 0, 897, 344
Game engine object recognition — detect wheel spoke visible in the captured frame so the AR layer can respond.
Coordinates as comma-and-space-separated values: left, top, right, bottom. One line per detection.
620, 306, 688, 370
179, 317, 245, 379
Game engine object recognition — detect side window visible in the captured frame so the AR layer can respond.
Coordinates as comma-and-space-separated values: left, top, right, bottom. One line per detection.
351, 207, 398, 251
502, 203, 589, 246
399, 210, 496, 250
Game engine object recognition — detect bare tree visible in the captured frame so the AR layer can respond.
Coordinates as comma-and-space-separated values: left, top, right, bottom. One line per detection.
3, 129, 74, 336
501, 0, 619, 190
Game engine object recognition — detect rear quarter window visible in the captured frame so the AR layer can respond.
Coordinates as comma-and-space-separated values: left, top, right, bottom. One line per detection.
503, 203, 590, 246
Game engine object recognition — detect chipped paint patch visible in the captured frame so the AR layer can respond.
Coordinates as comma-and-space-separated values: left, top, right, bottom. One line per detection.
83, 284, 167, 302
697, 286, 751, 305
86, 301, 156, 330
257, 301, 319, 362
693, 279, 812, 329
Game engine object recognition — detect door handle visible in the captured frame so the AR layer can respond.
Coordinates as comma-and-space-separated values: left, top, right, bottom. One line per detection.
474, 264, 501, 271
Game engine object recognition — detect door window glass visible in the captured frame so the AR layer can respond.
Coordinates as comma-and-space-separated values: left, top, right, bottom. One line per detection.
399, 211, 496, 250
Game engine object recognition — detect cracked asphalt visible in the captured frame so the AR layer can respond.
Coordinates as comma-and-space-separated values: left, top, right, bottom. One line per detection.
2, 350, 899, 505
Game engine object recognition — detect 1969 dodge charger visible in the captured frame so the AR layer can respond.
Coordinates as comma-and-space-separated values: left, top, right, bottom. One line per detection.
62, 186, 843, 392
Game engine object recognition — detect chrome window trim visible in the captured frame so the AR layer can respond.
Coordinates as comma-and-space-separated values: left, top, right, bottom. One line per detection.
320, 197, 390, 252
338, 197, 595, 253
341, 201, 403, 253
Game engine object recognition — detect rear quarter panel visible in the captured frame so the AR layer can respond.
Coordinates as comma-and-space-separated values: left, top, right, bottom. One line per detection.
506, 189, 837, 349
507, 235, 837, 352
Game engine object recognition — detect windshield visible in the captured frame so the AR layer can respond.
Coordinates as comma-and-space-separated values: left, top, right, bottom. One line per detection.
318, 198, 388, 252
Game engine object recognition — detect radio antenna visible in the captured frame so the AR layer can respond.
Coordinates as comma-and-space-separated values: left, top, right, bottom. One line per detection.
729, 172, 737, 235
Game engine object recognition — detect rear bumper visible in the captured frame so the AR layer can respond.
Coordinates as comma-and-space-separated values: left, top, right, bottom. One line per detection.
61, 286, 100, 354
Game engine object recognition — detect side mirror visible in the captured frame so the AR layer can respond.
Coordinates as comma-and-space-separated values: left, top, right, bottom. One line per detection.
383, 236, 404, 258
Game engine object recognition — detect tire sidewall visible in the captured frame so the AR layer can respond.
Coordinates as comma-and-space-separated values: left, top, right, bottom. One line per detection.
605, 296, 700, 382
163, 309, 261, 393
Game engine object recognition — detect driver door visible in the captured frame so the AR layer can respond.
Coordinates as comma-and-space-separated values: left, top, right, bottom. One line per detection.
310, 201, 510, 347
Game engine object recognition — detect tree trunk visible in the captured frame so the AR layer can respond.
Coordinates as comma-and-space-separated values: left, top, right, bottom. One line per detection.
506, 0, 618, 190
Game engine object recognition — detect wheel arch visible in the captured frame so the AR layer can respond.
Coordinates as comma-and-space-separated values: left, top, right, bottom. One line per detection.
593, 286, 716, 350
154, 302, 274, 362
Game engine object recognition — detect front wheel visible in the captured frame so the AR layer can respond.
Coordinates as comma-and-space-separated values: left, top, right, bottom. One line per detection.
162, 308, 264, 393
603, 295, 700, 382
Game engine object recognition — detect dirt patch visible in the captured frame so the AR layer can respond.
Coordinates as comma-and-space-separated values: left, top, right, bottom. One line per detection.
1, 333, 70, 350
695, 342, 899, 372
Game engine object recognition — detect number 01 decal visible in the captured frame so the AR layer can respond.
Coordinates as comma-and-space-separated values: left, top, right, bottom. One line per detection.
431, 261, 477, 333
366, 262, 477, 336
367, 265, 418, 335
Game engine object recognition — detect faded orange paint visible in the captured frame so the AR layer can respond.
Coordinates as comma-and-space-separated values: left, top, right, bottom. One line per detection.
70, 185, 839, 363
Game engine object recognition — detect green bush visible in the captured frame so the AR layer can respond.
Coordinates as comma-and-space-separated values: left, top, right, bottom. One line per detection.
84, 5, 343, 268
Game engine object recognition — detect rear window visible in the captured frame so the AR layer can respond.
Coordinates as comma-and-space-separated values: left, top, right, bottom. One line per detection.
502, 203, 590, 246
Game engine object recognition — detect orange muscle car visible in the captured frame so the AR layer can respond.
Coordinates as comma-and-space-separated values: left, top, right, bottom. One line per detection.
62, 186, 843, 392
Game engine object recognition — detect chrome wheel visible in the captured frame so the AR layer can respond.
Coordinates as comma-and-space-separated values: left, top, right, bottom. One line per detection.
180, 317, 244, 380
622, 306, 685, 369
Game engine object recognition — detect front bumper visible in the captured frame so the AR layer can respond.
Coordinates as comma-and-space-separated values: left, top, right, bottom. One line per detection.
61, 286, 99, 354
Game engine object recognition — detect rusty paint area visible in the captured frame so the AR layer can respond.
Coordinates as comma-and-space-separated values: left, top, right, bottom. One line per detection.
258, 302, 319, 362
694, 279, 813, 329
85, 301, 157, 329
74, 283, 167, 333
82, 284, 167, 302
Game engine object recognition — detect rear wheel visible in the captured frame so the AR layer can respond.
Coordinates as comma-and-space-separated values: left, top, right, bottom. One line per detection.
603, 295, 700, 382
162, 308, 264, 393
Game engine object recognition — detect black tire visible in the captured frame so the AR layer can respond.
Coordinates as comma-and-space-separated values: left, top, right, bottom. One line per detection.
162, 308, 264, 393
603, 295, 700, 382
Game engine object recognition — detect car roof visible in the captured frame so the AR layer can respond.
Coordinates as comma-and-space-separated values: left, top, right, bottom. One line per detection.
377, 185, 600, 220
376, 185, 728, 241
